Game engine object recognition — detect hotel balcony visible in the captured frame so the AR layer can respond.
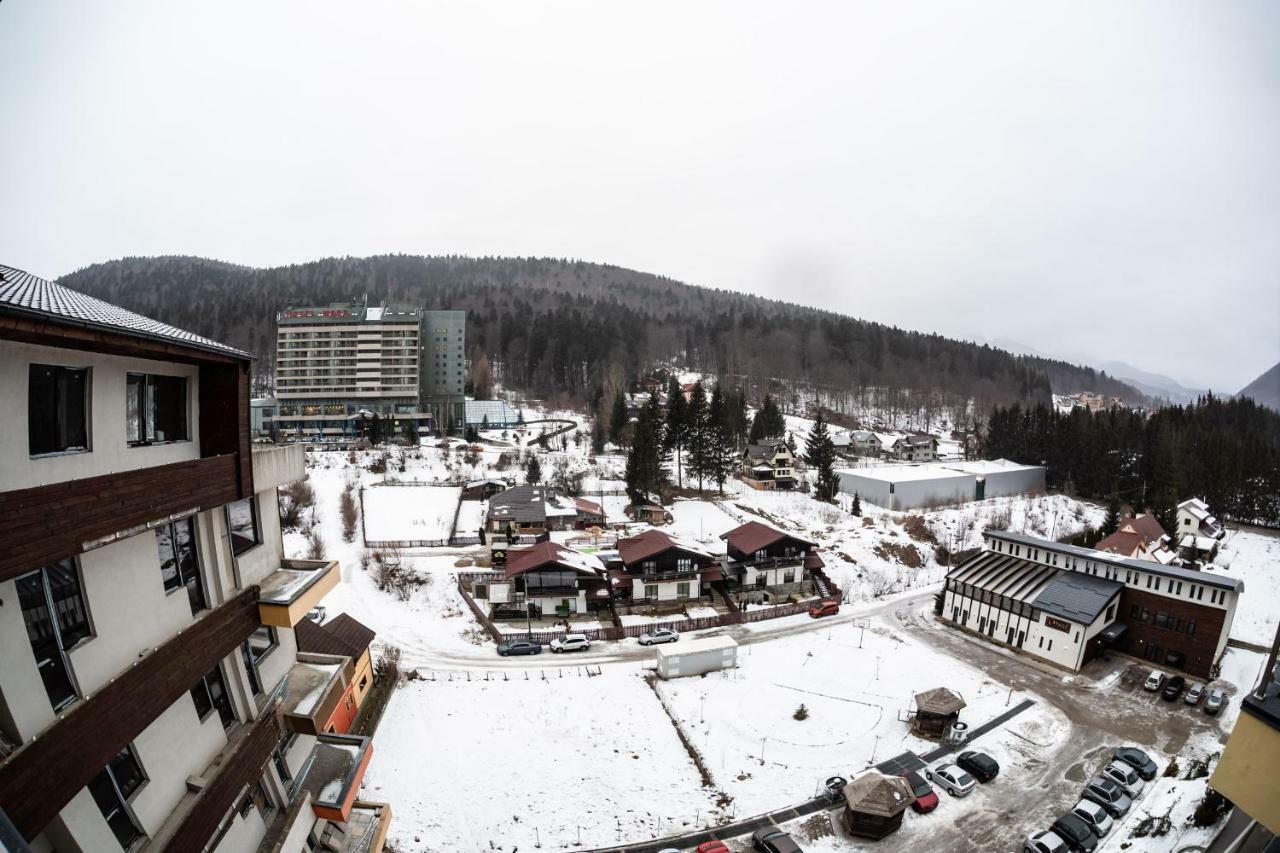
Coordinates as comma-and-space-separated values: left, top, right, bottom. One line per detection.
251, 442, 306, 492
280, 653, 357, 736
259, 559, 341, 628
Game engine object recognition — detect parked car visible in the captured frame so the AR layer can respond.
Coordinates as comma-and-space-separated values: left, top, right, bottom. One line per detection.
1114, 747, 1158, 781
808, 599, 840, 618
1143, 669, 1166, 691
1082, 777, 1132, 818
1070, 799, 1114, 838
1161, 675, 1187, 702
751, 827, 803, 853
821, 776, 848, 803
1204, 688, 1226, 715
638, 627, 679, 646
1102, 761, 1145, 797
925, 762, 977, 797
550, 633, 591, 653
696, 843, 731, 853
1051, 812, 1099, 852
956, 751, 1000, 783
1184, 682, 1205, 706
901, 769, 939, 813
496, 639, 542, 656
1024, 830, 1069, 853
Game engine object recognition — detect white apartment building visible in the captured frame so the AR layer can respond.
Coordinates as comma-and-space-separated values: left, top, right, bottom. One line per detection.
0, 265, 389, 853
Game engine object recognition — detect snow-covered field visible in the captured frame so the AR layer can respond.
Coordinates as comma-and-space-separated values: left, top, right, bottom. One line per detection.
363, 670, 720, 851
361, 484, 462, 544
654, 614, 1056, 816
1210, 528, 1280, 645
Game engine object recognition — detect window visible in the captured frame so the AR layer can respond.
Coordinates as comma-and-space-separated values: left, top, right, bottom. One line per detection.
1187, 620, 1196, 637
273, 731, 298, 784
17, 559, 92, 711
191, 666, 235, 728
783, 570, 795, 584
644, 584, 658, 599
242, 626, 277, 694
1106, 604, 1116, 621
1154, 611, 1170, 629
754, 549, 767, 561
641, 560, 657, 576
89, 745, 146, 850
676, 557, 693, 572
156, 517, 205, 614
676, 582, 691, 598
1047, 639, 1053, 651
126, 373, 188, 444
28, 364, 89, 456
226, 497, 261, 557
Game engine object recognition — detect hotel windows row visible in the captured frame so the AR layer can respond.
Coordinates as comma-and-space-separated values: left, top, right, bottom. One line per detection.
28, 364, 189, 457
1129, 604, 1197, 636
947, 580, 1042, 622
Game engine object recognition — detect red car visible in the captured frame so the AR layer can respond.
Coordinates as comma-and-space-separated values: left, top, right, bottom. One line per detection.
808, 599, 840, 618
696, 842, 731, 853
902, 769, 939, 813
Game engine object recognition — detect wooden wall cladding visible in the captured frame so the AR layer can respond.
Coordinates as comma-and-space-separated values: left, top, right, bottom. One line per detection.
160, 706, 284, 853
0, 588, 262, 841
198, 362, 254, 499
1117, 588, 1228, 679
0, 453, 241, 584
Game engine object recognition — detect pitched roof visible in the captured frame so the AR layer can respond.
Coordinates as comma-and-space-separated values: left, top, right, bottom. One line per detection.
1032, 571, 1123, 624
487, 485, 551, 523
295, 613, 376, 658
0, 263, 249, 359
574, 497, 604, 517
720, 520, 813, 555
504, 541, 606, 579
616, 529, 714, 567
913, 687, 966, 716
1095, 530, 1148, 558
842, 772, 916, 818
1117, 514, 1167, 544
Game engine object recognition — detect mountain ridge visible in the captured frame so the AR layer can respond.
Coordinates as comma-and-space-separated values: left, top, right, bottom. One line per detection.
1238, 361, 1280, 412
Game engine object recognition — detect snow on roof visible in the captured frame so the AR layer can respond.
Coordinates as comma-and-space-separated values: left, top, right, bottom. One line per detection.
504, 541, 606, 578
947, 458, 1043, 475
836, 464, 973, 484
654, 635, 737, 657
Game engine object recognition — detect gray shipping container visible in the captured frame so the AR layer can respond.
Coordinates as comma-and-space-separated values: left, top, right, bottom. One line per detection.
655, 636, 738, 679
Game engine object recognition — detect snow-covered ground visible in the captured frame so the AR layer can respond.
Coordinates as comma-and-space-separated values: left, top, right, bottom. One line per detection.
361, 484, 462, 544
362, 670, 720, 851
1209, 528, 1280, 645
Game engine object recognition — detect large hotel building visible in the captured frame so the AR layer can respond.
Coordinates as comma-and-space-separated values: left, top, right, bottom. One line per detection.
267, 299, 466, 441
0, 265, 389, 853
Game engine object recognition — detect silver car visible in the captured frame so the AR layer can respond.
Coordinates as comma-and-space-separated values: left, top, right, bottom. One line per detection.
1103, 760, 1145, 797
1184, 682, 1205, 705
926, 762, 977, 797
1204, 687, 1226, 715
1083, 777, 1132, 818
1071, 798, 1115, 837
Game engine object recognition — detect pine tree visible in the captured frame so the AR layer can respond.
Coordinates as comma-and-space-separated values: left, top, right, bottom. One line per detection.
664, 377, 688, 487
851, 492, 862, 516
1102, 495, 1121, 536
707, 385, 738, 494
525, 453, 542, 484
685, 381, 711, 492
624, 393, 666, 503
749, 394, 786, 443
609, 390, 629, 447
806, 409, 839, 501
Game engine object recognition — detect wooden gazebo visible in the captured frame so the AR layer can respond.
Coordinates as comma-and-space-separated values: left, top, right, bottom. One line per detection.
911, 687, 966, 739
841, 772, 916, 839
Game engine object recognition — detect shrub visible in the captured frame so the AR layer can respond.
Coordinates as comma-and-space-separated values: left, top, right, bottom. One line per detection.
305, 528, 326, 560
1163, 758, 1180, 778
340, 486, 358, 543
1192, 788, 1231, 828
793, 704, 809, 721
374, 645, 402, 682
278, 478, 316, 530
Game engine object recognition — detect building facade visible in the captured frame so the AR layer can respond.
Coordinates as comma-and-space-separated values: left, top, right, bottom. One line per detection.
272, 299, 466, 441
941, 529, 1242, 679
0, 265, 389, 853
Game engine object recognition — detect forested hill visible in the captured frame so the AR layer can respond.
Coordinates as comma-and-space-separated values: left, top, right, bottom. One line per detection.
57, 255, 1141, 411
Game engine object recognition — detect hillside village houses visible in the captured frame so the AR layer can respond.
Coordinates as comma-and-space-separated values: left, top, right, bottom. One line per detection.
740, 440, 798, 490
720, 521, 825, 599
484, 484, 602, 537
0, 265, 391, 853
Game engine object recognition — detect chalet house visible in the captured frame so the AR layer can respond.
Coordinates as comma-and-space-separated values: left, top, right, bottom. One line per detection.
485, 541, 609, 618
461, 477, 509, 501
884, 434, 938, 462
848, 429, 879, 457
626, 497, 670, 525
1096, 514, 1174, 563
741, 441, 797, 490
1178, 498, 1225, 541
573, 497, 606, 529
612, 529, 718, 604
720, 521, 823, 596
0, 265, 389, 853
484, 485, 594, 534
295, 614, 378, 733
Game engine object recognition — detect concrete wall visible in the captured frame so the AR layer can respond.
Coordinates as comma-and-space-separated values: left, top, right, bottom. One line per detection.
1, 340, 201, 492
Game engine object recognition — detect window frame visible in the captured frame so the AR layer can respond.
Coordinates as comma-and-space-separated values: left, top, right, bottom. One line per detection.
88, 744, 147, 850
125, 372, 190, 447
156, 515, 206, 615
28, 363, 91, 458
225, 497, 263, 558
190, 664, 236, 729
17, 558, 94, 712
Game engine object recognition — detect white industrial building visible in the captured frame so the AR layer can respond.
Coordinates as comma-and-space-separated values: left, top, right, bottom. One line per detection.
837, 459, 1046, 511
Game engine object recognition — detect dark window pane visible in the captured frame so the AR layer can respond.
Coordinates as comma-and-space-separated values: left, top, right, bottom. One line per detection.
175, 518, 204, 614
59, 368, 88, 450
108, 747, 145, 800
46, 559, 91, 648
126, 373, 144, 444
190, 679, 213, 720
227, 498, 260, 556
207, 667, 235, 728
151, 376, 187, 442
28, 364, 58, 454
156, 524, 180, 591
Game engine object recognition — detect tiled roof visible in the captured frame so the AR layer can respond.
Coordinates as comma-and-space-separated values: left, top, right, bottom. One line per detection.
0, 263, 250, 359
721, 520, 813, 555
295, 613, 376, 658
504, 541, 606, 579
616, 529, 715, 567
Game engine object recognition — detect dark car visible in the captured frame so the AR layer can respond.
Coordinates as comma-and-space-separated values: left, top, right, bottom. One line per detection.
1161, 675, 1187, 702
902, 769, 939, 813
496, 639, 542, 656
956, 751, 1000, 783
752, 827, 803, 853
1051, 812, 1099, 852
1114, 747, 1158, 781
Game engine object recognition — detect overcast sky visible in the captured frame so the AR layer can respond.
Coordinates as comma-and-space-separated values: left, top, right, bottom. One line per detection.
2, 2, 1277, 391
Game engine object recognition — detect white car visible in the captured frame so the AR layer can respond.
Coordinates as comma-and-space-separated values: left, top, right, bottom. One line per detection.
1184, 682, 1205, 705
1024, 830, 1068, 853
638, 627, 679, 646
549, 633, 591, 653
925, 762, 977, 797
1102, 760, 1145, 798
1071, 798, 1114, 837
1144, 669, 1166, 691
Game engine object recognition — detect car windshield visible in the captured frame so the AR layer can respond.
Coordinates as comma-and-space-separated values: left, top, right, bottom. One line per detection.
955, 770, 974, 785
